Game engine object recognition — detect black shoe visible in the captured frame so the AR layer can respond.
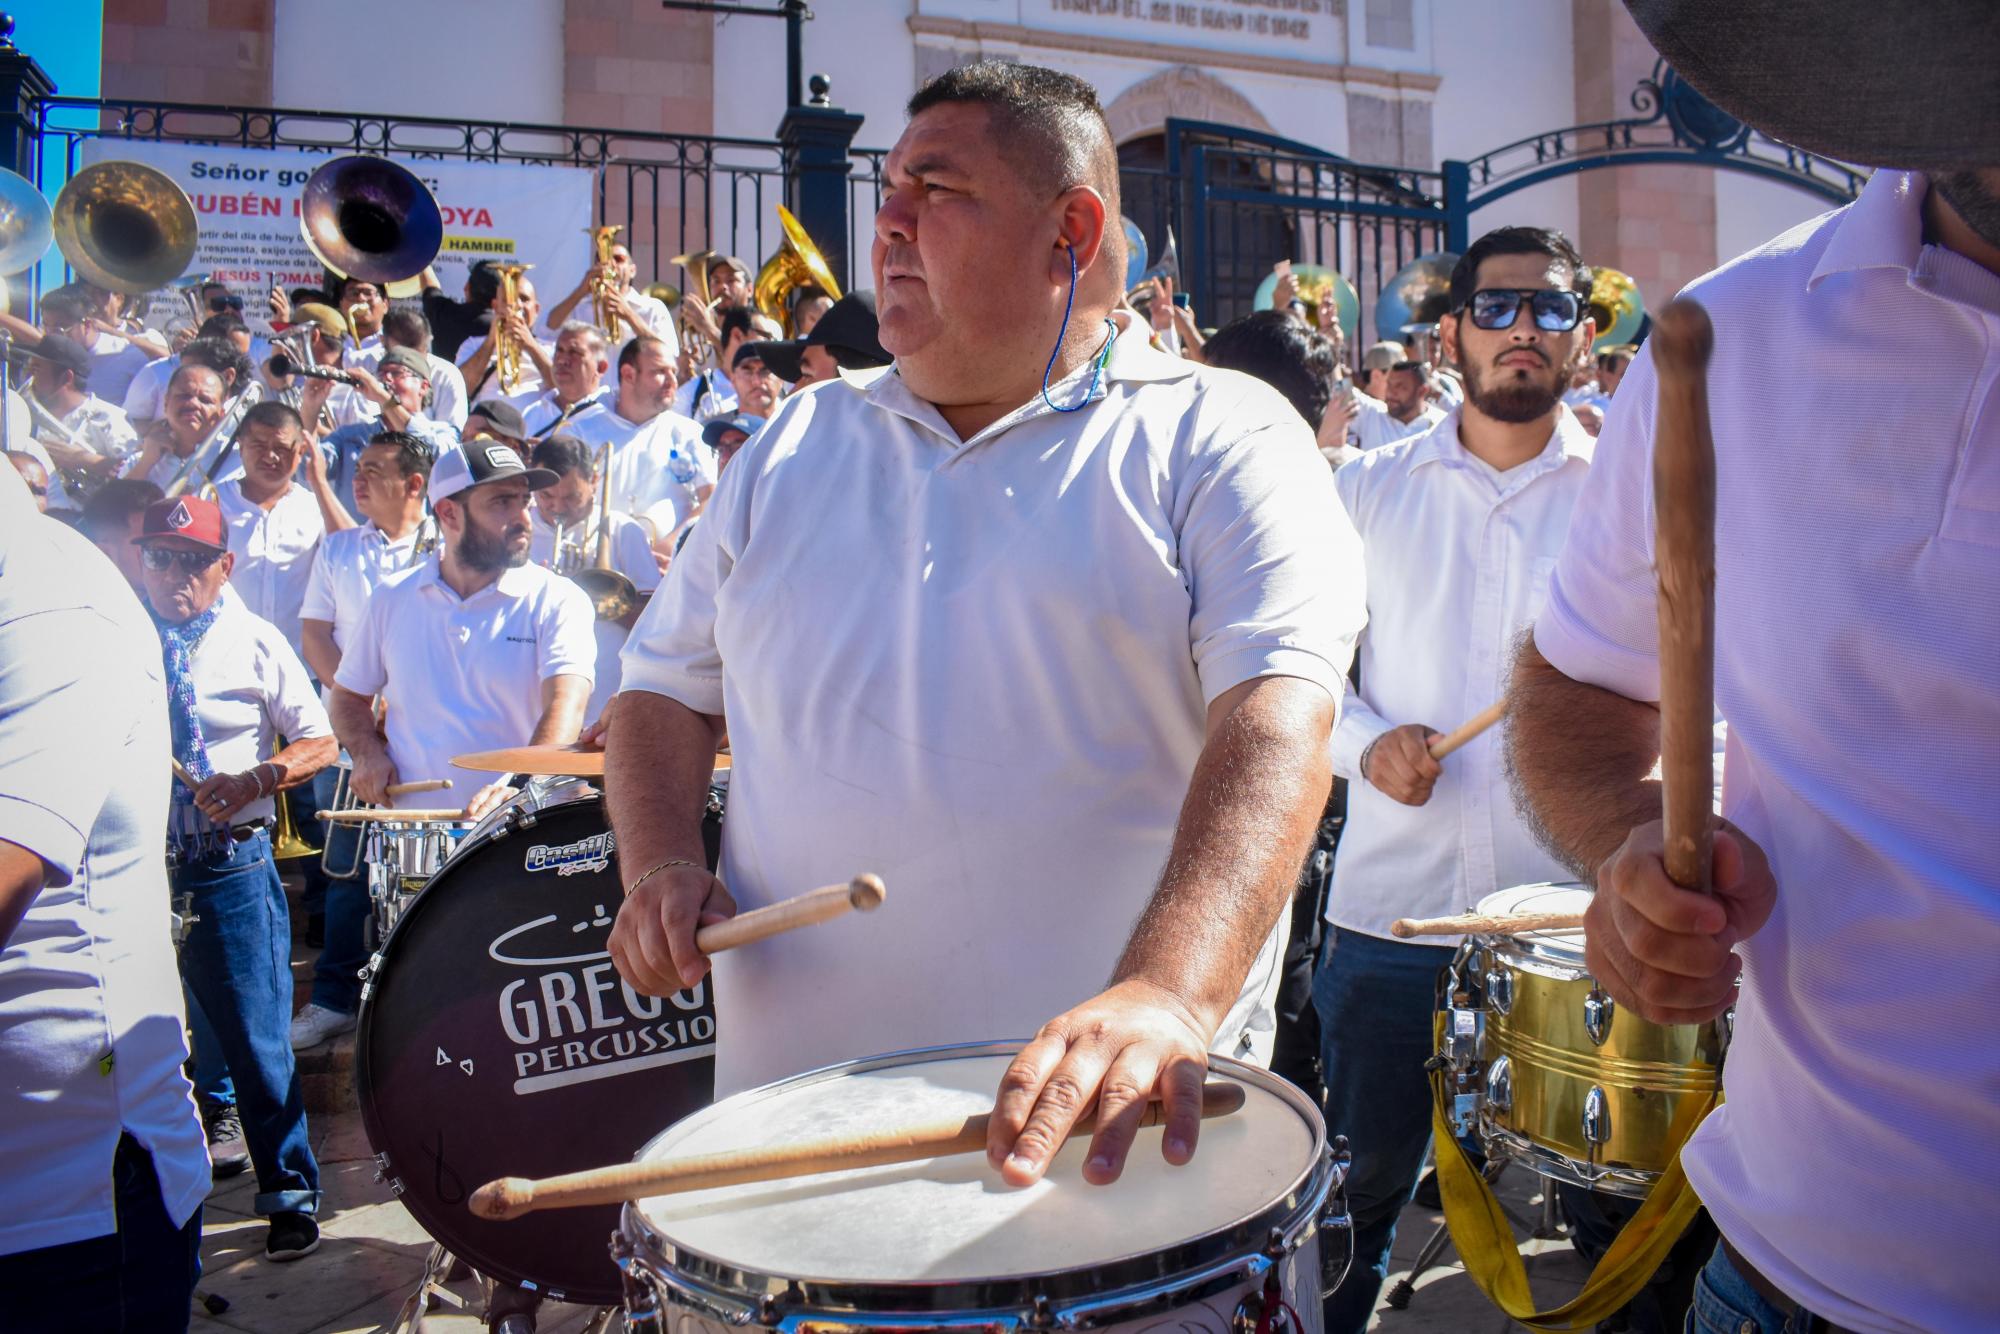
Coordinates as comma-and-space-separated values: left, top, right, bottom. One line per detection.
304, 913, 326, 949
205, 1108, 250, 1179
1414, 1167, 1442, 1210
264, 1210, 320, 1262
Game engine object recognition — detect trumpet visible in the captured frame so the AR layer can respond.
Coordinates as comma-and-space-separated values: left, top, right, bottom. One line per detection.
589, 224, 624, 343
669, 248, 721, 359
495, 262, 532, 394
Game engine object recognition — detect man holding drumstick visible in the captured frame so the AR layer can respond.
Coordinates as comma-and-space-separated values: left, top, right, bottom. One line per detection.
608, 61, 1362, 1185
1509, 5, 1998, 1328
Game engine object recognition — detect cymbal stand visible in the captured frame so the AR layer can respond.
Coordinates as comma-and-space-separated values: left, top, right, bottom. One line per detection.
1382, 1157, 1563, 1312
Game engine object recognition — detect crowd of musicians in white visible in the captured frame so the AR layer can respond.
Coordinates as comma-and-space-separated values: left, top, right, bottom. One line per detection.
1, 45, 1993, 1334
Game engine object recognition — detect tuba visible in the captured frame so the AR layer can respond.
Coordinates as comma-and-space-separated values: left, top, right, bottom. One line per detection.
298, 155, 443, 286
52, 161, 197, 294
1586, 266, 1645, 351
1373, 253, 1459, 343
753, 206, 842, 336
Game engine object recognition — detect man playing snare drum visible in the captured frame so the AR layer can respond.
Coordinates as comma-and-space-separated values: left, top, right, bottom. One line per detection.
608, 60, 1364, 1185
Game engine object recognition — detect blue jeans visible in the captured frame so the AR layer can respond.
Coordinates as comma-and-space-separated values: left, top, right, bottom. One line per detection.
290, 781, 332, 921
1314, 926, 1457, 1334
308, 766, 370, 1015
0, 1133, 202, 1330
185, 984, 235, 1114
1686, 1243, 1837, 1334
173, 829, 321, 1216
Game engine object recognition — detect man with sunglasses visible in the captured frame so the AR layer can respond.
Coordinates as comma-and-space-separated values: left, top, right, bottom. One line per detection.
135, 495, 335, 1263
1314, 226, 1599, 1333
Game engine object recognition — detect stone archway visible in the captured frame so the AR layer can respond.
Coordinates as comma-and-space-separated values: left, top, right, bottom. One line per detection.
1102, 65, 1275, 146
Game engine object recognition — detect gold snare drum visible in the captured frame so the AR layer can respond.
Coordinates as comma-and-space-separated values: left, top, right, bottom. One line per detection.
1437, 883, 1727, 1197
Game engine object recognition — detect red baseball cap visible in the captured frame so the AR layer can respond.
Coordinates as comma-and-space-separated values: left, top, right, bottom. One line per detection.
134, 496, 228, 551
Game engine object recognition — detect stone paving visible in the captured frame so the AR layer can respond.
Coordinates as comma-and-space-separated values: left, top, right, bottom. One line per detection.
192, 883, 1588, 1332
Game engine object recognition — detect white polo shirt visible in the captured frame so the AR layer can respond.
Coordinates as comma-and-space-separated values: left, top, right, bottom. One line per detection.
0, 476, 208, 1256
672, 367, 736, 423
334, 556, 596, 806
568, 403, 714, 535
530, 508, 662, 722
179, 591, 333, 825
1328, 407, 1590, 938
512, 385, 611, 439
1533, 171, 2000, 1333
623, 316, 1364, 1095
541, 290, 679, 392
216, 479, 326, 664
300, 520, 436, 708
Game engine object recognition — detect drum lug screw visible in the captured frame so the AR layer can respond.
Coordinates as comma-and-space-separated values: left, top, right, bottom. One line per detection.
1484, 1053, 1512, 1116
1582, 1084, 1612, 1147
1583, 988, 1615, 1045
1028, 1293, 1056, 1329
1485, 968, 1513, 1016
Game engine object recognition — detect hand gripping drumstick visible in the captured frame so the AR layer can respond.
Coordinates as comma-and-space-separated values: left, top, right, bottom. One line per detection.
1390, 908, 1584, 939
468, 1080, 1247, 1220
1426, 699, 1506, 761
692, 873, 886, 953
1650, 300, 1718, 894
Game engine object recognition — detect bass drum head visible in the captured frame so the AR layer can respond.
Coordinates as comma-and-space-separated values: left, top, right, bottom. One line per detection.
356, 793, 716, 1305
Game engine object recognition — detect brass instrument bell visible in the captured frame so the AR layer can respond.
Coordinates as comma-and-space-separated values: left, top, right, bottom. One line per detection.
0, 167, 53, 277
670, 248, 720, 310
566, 439, 640, 621
753, 206, 842, 336
52, 160, 198, 294
493, 262, 532, 394
1373, 252, 1459, 343
1587, 266, 1645, 351
1251, 263, 1359, 339
299, 155, 444, 286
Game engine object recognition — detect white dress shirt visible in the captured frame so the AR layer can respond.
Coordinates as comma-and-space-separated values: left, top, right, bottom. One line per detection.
568, 403, 714, 535
543, 289, 679, 392
1327, 407, 1591, 937
121, 353, 176, 422
216, 479, 326, 663
80, 329, 153, 405
1533, 170, 2000, 1334
423, 351, 469, 430
623, 317, 1364, 1095
1351, 398, 1445, 451
334, 556, 596, 806
182, 591, 334, 826
530, 508, 662, 721
0, 480, 208, 1256
672, 367, 736, 423
31, 393, 140, 511
511, 385, 611, 440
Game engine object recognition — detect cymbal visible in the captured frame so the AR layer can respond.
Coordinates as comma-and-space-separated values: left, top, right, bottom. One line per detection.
450, 743, 732, 777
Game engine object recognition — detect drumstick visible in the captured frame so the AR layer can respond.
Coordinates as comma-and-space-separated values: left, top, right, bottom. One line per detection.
1650, 300, 1718, 894
316, 807, 468, 822
468, 1080, 1249, 1220
692, 874, 886, 954
1390, 909, 1584, 939
1427, 699, 1506, 761
170, 759, 197, 790
385, 778, 452, 797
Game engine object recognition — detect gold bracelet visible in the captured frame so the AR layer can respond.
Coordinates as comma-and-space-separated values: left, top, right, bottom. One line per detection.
625, 858, 706, 897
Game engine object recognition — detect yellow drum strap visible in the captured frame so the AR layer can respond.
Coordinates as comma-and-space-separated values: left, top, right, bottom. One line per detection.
1426, 1015, 1720, 1331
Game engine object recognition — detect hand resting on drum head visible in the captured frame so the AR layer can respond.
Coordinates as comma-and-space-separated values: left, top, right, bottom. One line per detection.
1585, 815, 1775, 1027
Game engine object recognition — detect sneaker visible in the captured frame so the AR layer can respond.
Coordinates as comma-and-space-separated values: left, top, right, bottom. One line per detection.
206, 1108, 250, 1179
263, 1210, 319, 1262
288, 1003, 357, 1050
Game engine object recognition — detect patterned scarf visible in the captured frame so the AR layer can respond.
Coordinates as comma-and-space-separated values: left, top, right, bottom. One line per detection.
155, 601, 225, 856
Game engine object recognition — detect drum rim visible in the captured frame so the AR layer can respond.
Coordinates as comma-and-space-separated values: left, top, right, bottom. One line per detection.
355, 786, 631, 1306
617, 1040, 1335, 1323
1474, 881, 1592, 972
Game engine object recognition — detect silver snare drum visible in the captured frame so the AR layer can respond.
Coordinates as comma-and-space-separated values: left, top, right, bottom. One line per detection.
364, 817, 474, 944
616, 1042, 1351, 1334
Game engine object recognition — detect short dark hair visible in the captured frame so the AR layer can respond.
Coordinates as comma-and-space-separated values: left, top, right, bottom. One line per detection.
1448, 227, 1591, 312
238, 400, 305, 437
532, 433, 594, 481
465, 260, 504, 311
197, 311, 249, 341
907, 60, 1120, 222
619, 334, 669, 375
383, 307, 432, 352
167, 361, 227, 396
1200, 309, 1337, 435
1388, 359, 1430, 381
718, 305, 758, 349
364, 429, 435, 481
288, 286, 325, 311
180, 335, 252, 389
40, 289, 88, 327
79, 478, 164, 538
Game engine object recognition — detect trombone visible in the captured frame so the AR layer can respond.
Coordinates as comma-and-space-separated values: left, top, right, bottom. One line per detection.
565, 439, 640, 621
24, 389, 114, 505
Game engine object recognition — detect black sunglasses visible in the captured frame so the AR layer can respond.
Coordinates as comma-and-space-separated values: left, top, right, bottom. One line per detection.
1462, 288, 1586, 332
140, 546, 225, 574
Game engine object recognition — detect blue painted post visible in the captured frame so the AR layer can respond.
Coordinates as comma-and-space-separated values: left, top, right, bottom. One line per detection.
777, 74, 865, 293
0, 15, 54, 184
1441, 160, 1471, 254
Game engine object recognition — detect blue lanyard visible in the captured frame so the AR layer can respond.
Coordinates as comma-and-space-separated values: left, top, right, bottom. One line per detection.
1041, 243, 1116, 414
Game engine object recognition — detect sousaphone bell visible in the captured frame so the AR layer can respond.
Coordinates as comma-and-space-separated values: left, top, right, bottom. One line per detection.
753, 206, 842, 336
52, 160, 198, 294
1374, 252, 1459, 343
1587, 266, 1645, 351
299, 155, 443, 286
0, 167, 53, 311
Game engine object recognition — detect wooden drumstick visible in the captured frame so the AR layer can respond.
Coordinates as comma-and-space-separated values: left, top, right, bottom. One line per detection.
1650, 300, 1718, 894
1427, 699, 1506, 761
468, 1080, 1248, 1220
692, 874, 886, 954
385, 778, 452, 797
1390, 909, 1585, 939
170, 758, 197, 790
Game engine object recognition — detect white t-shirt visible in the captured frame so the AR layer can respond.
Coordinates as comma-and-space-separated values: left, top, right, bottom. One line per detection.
510, 385, 611, 439
81, 329, 154, 405
216, 479, 326, 664
180, 592, 334, 825
333, 556, 596, 806
300, 520, 433, 653
623, 317, 1364, 1095
0, 478, 209, 1256
121, 353, 177, 422
342, 332, 385, 374
1327, 408, 1590, 937
568, 403, 714, 536
1351, 398, 1445, 451
529, 508, 662, 722
542, 290, 679, 392
1533, 171, 2000, 1333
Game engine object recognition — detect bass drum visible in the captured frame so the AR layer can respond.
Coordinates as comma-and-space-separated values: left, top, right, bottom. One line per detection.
355, 778, 719, 1306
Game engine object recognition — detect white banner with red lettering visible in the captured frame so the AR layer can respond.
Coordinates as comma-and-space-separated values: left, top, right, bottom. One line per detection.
76, 140, 594, 335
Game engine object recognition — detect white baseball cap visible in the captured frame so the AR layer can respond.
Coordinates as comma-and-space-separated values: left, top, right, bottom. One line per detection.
428, 441, 558, 503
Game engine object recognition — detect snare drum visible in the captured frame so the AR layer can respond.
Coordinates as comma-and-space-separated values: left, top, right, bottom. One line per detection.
1435, 883, 1728, 1197
615, 1043, 1351, 1333
364, 815, 474, 944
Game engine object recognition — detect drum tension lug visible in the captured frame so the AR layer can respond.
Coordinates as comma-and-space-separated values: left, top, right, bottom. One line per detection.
1028, 1293, 1056, 1329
